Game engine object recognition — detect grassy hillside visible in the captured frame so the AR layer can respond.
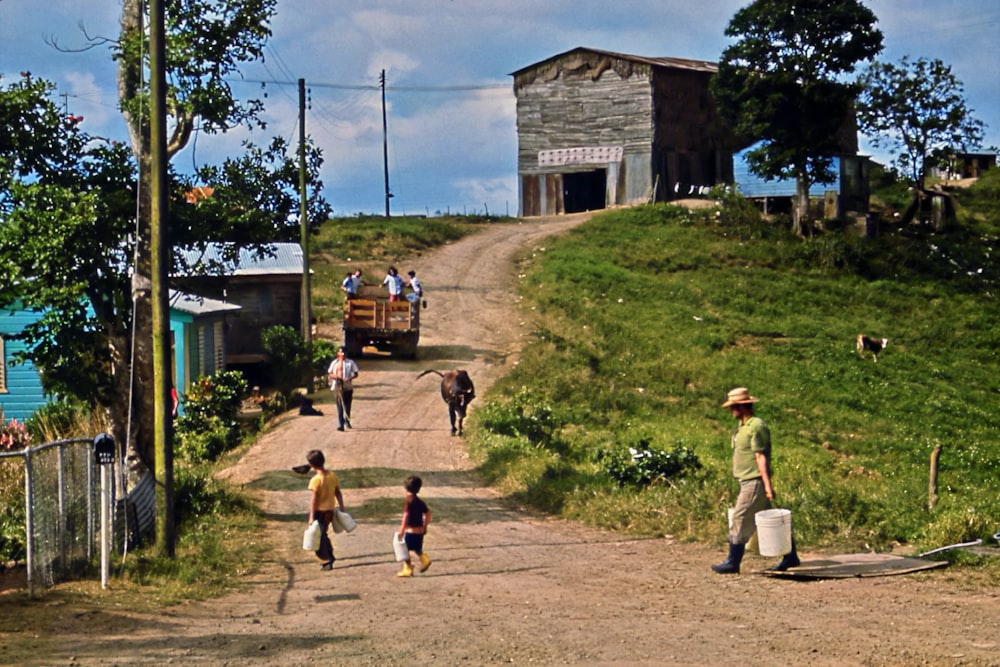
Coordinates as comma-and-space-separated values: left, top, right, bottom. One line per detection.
466, 179, 1000, 562
309, 214, 503, 326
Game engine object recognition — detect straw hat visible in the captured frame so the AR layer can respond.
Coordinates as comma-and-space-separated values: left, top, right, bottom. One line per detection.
722, 387, 758, 407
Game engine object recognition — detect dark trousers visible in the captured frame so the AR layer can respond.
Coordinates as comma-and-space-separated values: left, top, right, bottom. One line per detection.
336, 389, 354, 428
314, 510, 335, 563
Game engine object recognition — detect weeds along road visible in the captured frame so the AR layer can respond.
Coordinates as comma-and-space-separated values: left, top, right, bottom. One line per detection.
2, 211, 998, 667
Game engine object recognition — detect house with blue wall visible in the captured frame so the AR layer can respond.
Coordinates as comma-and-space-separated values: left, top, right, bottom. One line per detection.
170, 290, 241, 415
0, 307, 47, 422
733, 143, 871, 218
1, 294, 241, 422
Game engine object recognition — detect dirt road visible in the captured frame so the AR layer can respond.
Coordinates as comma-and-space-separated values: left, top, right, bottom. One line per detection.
2, 213, 998, 666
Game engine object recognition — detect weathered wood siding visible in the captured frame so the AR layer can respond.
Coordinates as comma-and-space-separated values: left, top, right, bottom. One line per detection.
515, 51, 654, 213
0, 309, 48, 421
513, 48, 738, 215
172, 275, 301, 363
651, 68, 735, 199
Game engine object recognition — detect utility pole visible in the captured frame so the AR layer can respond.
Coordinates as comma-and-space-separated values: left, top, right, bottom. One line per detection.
298, 78, 313, 392
380, 69, 392, 217
149, 0, 175, 557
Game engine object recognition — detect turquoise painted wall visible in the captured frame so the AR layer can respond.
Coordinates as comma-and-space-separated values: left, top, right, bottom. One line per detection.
0, 309, 47, 422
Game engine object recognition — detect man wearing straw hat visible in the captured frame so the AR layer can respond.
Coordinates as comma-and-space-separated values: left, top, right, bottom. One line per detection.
712, 386, 800, 574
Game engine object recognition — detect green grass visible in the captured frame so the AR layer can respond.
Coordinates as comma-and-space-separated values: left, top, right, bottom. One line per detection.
466, 198, 1000, 565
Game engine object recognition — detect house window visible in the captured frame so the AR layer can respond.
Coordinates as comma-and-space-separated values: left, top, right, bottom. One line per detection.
0, 336, 6, 393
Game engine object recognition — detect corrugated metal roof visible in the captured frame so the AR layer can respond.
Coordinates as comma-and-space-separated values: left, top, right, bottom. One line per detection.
176, 242, 304, 276
511, 46, 718, 77
169, 290, 242, 316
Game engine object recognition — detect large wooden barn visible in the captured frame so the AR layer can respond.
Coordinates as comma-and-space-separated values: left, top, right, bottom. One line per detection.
512, 47, 739, 216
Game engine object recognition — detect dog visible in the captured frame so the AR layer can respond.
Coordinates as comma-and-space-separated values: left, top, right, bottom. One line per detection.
856, 334, 889, 362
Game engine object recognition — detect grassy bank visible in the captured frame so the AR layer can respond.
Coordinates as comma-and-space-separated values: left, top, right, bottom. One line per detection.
466, 184, 999, 563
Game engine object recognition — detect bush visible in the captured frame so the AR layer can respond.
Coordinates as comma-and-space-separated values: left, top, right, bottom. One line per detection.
476, 388, 560, 448
262, 325, 312, 396
174, 371, 248, 463
598, 440, 702, 487
312, 339, 339, 382
0, 418, 31, 561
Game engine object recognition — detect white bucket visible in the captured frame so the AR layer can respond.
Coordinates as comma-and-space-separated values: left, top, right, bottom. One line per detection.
754, 508, 792, 556
392, 533, 409, 562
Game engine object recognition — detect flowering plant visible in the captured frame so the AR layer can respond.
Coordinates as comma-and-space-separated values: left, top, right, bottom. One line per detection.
0, 418, 31, 451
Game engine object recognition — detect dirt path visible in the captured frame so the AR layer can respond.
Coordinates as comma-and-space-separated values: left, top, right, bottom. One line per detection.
2, 213, 999, 666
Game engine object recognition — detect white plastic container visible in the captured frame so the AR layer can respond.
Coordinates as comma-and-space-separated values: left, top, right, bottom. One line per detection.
334, 508, 357, 533
303, 521, 321, 551
754, 508, 792, 556
392, 533, 409, 561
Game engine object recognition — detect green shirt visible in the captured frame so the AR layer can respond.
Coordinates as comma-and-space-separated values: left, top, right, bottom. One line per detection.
731, 415, 771, 481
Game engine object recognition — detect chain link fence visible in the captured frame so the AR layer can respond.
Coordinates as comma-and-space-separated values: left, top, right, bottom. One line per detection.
0, 438, 155, 596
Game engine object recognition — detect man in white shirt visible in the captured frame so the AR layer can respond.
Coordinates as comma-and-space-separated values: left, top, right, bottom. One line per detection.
327, 347, 360, 431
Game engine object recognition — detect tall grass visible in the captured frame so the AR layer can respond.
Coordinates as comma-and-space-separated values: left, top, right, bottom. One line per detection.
467, 200, 1000, 559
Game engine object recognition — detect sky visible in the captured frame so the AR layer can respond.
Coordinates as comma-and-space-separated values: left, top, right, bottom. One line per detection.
1, 0, 998, 217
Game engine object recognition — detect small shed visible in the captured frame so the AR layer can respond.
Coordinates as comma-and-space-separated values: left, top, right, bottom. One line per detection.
172, 243, 304, 366
512, 47, 738, 216
927, 152, 997, 180
0, 307, 46, 422
169, 290, 242, 408
734, 144, 871, 218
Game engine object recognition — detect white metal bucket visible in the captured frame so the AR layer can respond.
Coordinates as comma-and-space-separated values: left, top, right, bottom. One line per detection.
754, 508, 792, 556
392, 533, 409, 562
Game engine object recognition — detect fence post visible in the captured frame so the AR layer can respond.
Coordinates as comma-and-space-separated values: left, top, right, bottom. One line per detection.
23, 447, 34, 597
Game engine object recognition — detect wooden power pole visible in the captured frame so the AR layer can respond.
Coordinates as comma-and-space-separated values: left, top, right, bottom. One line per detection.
298, 78, 313, 392
380, 69, 392, 217
149, 0, 175, 557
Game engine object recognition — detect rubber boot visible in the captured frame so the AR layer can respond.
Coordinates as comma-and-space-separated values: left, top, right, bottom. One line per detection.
419, 552, 432, 573
711, 542, 745, 574
397, 561, 413, 577
770, 539, 801, 571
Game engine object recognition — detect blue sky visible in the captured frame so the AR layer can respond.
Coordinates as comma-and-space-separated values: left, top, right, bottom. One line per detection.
1, 1, 997, 217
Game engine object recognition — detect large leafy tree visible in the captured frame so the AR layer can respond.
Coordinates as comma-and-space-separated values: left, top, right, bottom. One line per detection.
857, 56, 986, 188
0, 66, 329, 466
712, 0, 883, 235
114, 0, 278, 468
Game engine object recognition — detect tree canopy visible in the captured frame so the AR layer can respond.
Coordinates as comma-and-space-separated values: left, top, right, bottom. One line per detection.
712, 0, 883, 234
857, 56, 987, 187
0, 57, 328, 460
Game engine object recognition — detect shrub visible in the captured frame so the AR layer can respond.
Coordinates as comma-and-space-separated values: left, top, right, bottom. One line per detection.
174, 371, 248, 463
476, 388, 560, 448
312, 339, 339, 382
262, 325, 312, 396
0, 418, 31, 561
598, 440, 702, 487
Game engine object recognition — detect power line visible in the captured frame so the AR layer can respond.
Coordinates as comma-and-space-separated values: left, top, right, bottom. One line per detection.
230, 77, 508, 92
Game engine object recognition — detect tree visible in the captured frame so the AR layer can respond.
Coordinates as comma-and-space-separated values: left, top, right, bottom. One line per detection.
857, 56, 986, 188
712, 0, 883, 235
0, 76, 329, 465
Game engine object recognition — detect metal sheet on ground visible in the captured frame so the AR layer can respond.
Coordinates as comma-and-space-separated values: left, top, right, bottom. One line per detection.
764, 552, 949, 579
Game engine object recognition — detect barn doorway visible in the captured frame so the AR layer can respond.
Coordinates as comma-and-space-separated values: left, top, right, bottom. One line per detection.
563, 169, 606, 213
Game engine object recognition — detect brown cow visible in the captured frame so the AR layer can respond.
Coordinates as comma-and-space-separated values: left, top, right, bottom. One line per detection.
417, 369, 476, 435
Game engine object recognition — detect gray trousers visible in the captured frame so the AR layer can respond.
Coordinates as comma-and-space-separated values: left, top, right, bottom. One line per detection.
729, 478, 771, 545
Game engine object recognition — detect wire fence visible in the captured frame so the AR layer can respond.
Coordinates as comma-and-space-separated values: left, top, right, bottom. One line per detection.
1, 437, 95, 596
0, 438, 155, 596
